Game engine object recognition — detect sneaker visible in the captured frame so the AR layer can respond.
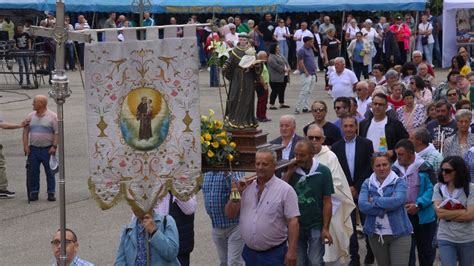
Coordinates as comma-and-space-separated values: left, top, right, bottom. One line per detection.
47, 193, 56, 202
294, 109, 300, 114
0, 189, 16, 199
293, 70, 300, 74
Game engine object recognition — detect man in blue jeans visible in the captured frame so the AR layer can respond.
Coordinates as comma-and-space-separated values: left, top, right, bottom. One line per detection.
23, 95, 58, 202
284, 140, 334, 265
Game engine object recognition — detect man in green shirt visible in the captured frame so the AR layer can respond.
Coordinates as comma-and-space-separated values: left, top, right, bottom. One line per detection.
235, 16, 250, 33
284, 139, 334, 265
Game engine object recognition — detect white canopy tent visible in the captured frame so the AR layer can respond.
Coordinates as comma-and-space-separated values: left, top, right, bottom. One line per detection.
442, 0, 474, 68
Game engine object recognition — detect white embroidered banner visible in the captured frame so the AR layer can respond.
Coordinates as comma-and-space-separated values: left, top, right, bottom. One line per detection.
85, 36, 201, 214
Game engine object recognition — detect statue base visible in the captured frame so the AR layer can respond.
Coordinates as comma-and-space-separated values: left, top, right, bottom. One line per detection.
202, 128, 290, 172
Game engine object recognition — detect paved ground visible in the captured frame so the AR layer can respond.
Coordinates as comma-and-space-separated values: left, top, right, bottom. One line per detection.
0, 66, 447, 265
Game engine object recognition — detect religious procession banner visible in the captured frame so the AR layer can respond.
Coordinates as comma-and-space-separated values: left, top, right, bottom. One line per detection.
85, 28, 202, 215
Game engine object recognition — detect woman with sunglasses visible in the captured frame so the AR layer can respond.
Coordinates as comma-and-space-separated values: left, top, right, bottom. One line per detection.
358, 152, 412, 265
442, 109, 474, 158
433, 70, 460, 101
433, 156, 474, 266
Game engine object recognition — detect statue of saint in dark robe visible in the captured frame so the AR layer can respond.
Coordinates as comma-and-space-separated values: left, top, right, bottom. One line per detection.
136, 97, 152, 140
222, 34, 262, 129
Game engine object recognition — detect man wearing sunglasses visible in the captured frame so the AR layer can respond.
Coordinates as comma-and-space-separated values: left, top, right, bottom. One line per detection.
51, 228, 94, 266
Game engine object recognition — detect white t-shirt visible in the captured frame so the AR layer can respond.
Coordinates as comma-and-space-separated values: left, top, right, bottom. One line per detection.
418, 22, 434, 44
361, 28, 377, 43
366, 117, 388, 152
329, 69, 358, 99
273, 26, 289, 41
294, 29, 313, 52
357, 96, 372, 116
346, 25, 360, 40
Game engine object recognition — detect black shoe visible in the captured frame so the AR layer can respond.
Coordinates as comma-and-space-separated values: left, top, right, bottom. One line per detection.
269, 106, 278, 110
302, 108, 309, 113
349, 259, 361, 266
0, 189, 16, 199
29, 192, 39, 201
280, 104, 290, 108
47, 193, 56, 202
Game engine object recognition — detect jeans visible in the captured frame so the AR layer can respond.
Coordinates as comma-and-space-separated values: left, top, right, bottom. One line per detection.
210, 65, 219, 87
243, 243, 287, 266
211, 224, 244, 266
17, 56, 30, 83
408, 215, 436, 266
65, 42, 75, 70
351, 61, 369, 81
368, 234, 411, 266
296, 74, 316, 111
278, 40, 289, 61
76, 42, 85, 68
0, 145, 8, 190
422, 43, 434, 65
28, 146, 55, 194
438, 240, 474, 266
297, 229, 325, 266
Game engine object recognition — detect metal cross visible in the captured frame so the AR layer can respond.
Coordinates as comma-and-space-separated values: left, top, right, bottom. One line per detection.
28, 1, 91, 266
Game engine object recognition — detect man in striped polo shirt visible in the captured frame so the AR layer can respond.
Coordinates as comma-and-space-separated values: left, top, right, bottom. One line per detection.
23, 95, 58, 202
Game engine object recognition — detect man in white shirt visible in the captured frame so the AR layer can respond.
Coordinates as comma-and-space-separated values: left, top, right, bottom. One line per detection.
355, 81, 372, 116
328, 57, 358, 100
293, 22, 313, 52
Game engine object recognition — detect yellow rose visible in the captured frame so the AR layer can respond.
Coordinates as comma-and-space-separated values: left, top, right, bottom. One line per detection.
207, 150, 215, 158
214, 120, 223, 128
204, 133, 212, 141
204, 141, 210, 146
220, 139, 227, 145
200, 136, 205, 143
227, 154, 234, 161
209, 109, 215, 117
200, 115, 208, 123
229, 142, 236, 148
211, 141, 219, 148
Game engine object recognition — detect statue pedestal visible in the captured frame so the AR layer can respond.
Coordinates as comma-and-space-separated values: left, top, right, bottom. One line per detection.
202, 128, 290, 172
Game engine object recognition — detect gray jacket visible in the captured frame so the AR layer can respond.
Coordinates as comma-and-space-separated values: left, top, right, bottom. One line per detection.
267, 54, 290, 83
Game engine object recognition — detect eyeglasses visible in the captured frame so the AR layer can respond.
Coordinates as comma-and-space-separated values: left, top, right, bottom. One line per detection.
312, 108, 326, 113
447, 93, 457, 97
307, 136, 323, 141
51, 239, 75, 247
441, 168, 455, 174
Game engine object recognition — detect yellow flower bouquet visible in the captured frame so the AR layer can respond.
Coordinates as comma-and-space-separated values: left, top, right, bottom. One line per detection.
201, 109, 237, 167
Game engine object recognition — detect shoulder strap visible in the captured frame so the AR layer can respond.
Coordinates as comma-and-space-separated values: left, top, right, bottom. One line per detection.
464, 185, 470, 198
163, 215, 168, 230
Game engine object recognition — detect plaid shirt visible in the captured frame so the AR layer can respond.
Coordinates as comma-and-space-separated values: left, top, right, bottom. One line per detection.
52, 256, 94, 266
464, 150, 474, 183
202, 171, 244, 228
419, 150, 443, 175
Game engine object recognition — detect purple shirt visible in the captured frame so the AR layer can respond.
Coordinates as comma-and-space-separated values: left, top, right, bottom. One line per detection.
297, 45, 317, 75
239, 175, 300, 251
26, 110, 58, 147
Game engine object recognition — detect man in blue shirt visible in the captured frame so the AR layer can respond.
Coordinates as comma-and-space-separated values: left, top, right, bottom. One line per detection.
51, 228, 94, 266
143, 12, 154, 27
202, 171, 245, 265
295, 36, 317, 114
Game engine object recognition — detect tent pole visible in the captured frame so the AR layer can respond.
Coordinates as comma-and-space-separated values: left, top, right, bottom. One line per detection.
340, 11, 345, 56
414, 11, 419, 52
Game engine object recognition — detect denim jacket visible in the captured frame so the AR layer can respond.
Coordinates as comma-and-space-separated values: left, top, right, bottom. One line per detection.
359, 172, 413, 238
115, 212, 180, 266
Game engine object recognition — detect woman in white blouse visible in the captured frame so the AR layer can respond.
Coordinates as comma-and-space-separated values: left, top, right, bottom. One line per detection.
418, 14, 434, 66
361, 19, 377, 73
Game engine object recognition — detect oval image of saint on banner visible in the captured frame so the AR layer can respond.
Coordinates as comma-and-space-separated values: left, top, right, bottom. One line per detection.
120, 88, 170, 151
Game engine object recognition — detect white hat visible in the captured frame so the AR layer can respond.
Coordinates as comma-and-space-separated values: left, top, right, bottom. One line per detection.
49, 154, 59, 174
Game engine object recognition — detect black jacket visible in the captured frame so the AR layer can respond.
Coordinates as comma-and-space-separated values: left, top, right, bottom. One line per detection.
332, 136, 374, 193
359, 116, 409, 155
270, 134, 304, 160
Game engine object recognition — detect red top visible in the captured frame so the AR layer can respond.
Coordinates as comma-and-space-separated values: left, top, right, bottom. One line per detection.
387, 95, 405, 110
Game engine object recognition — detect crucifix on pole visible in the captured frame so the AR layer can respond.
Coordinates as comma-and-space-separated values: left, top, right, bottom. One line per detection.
29, 1, 91, 266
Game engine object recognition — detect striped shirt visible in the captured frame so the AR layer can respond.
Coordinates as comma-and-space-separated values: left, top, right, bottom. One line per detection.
26, 110, 58, 147
52, 255, 94, 266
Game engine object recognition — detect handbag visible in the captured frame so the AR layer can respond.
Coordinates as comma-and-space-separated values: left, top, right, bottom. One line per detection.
421, 36, 428, 45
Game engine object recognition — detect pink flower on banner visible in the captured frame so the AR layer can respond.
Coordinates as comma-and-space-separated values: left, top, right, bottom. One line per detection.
110, 94, 117, 101
171, 90, 178, 97
173, 80, 180, 87
179, 175, 188, 182
107, 84, 113, 90
105, 181, 113, 188
119, 160, 126, 168
166, 158, 173, 164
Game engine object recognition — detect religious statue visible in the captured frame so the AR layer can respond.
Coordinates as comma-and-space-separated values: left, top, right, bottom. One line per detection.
136, 96, 152, 140
222, 33, 262, 129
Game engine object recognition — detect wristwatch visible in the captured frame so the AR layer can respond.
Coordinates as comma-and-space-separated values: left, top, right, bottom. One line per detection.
415, 203, 422, 209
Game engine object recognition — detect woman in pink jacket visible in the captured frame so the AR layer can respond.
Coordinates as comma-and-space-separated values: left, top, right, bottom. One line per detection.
390, 16, 411, 64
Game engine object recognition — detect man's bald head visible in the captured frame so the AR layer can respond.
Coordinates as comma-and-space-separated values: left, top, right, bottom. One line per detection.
33, 95, 48, 112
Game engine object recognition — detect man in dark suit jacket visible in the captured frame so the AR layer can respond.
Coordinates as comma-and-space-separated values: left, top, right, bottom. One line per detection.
331, 114, 374, 265
270, 115, 303, 160
359, 93, 408, 161
382, 23, 400, 69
